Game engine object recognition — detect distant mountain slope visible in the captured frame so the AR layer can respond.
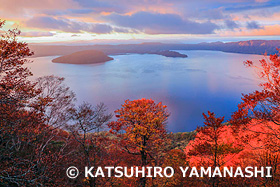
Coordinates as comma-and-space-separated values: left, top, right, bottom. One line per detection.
30, 40, 280, 58
215, 40, 280, 54
52, 50, 113, 64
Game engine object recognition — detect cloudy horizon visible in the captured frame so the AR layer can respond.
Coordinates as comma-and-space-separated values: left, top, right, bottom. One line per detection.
1, 0, 280, 44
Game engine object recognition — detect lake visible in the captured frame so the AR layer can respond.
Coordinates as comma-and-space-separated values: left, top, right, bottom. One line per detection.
25, 50, 263, 132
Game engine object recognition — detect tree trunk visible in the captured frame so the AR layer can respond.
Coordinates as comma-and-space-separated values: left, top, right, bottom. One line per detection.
140, 136, 147, 187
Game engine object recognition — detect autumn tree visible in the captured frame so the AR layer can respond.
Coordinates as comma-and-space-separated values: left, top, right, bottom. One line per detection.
185, 111, 241, 187
68, 102, 112, 187
156, 149, 190, 186
35, 75, 76, 128
0, 20, 45, 186
232, 50, 280, 126
230, 49, 280, 185
108, 98, 170, 187
0, 20, 76, 186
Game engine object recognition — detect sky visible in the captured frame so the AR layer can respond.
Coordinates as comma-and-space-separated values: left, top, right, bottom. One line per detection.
0, 0, 280, 44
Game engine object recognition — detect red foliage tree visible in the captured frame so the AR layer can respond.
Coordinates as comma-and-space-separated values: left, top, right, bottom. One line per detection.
185, 111, 242, 186
0, 20, 77, 186
231, 49, 280, 127
0, 20, 45, 186
230, 50, 280, 185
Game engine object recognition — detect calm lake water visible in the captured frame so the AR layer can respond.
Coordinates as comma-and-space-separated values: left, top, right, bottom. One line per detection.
25, 50, 262, 132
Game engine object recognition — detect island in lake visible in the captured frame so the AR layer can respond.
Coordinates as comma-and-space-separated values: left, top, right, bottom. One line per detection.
149, 50, 188, 58
52, 50, 114, 64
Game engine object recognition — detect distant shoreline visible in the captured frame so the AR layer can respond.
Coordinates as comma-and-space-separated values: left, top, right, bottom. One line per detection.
108, 50, 188, 58
29, 40, 280, 58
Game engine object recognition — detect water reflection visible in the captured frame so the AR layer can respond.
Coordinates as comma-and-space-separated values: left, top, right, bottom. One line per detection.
26, 50, 262, 132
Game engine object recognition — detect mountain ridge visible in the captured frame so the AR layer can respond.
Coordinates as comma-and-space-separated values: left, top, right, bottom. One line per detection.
29, 40, 280, 58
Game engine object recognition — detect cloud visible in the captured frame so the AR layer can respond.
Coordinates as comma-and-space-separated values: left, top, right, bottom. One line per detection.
199, 9, 226, 20
73, 0, 114, 9
0, 0, 79, 15
87, 23, 113, 33
0, 0, 279, 39
72, 0, 129, 14
255, 0, 271, 3
26, 16, 70, 31
225, 1, 280, 12
246, 21, 263, 29
105, 12, 219, 34
221, 24, 280, 36
113, 27, 139, 34
20, 31, 55, 37
224, 20, 240, 30
42, 9, 95, 16
25, 16, 113, 34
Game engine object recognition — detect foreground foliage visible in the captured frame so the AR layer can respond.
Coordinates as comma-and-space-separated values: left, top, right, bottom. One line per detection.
1, 20, 280, 186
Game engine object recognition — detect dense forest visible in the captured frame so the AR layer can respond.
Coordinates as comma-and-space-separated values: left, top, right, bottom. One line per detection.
1, 20, 280, 187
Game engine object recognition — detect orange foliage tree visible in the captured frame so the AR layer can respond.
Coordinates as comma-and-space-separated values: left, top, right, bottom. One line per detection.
157, 149, 191, 186
108, 98, 170, 187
